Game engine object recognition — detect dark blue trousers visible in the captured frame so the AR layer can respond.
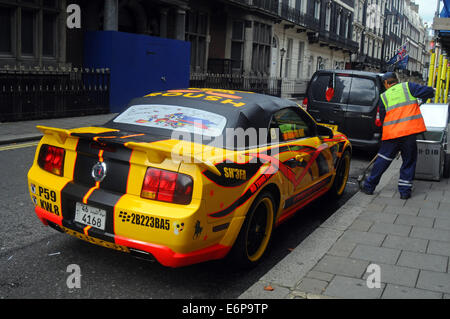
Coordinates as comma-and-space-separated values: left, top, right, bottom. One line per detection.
364, 134, 418, 196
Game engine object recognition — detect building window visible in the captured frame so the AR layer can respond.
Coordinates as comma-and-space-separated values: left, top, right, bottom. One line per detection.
251, 22, 271, 74
307, 56, 314, 77
359, 3, 363, 23
186, 11, 208, 73
317, 56, 325, 70
325, 4, 331, 31
0, 6, 12, 54
231, 20, 245, 71
43, 12, 57, 57
0, 2, 61, 64
344, 15, 349, 38
297, 41, 305, 79
21, 9, 36, 56
314, 0, 321, 20
284, 38, 293, 78
336, 11, 341, 36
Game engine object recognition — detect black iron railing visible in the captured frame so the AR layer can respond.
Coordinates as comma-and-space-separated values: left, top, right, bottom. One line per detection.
228, 0, 279, 15
319, 30, 359, 52
190, 73, 282, 97
0, 68, 110, 122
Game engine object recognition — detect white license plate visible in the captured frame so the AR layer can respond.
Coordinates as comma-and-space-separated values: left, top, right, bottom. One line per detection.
74, 202, 106, 231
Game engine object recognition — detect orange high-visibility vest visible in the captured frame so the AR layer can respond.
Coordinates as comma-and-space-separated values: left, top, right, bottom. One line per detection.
380, 82, 426, 141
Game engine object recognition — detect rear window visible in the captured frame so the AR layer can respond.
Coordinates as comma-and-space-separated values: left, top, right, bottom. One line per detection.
310, 74, 351, 104
113, 104, 227, 137
348, 77, 377, 106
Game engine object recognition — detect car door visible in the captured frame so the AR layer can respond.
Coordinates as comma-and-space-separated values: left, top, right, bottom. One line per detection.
344, 76, 380, 141
269, 107, 333, 221
307, 72, 352, 132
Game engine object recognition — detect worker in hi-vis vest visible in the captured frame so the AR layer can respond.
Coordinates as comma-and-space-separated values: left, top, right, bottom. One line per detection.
362, 72, 435, 200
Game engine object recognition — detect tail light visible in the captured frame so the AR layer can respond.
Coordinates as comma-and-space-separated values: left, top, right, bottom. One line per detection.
375, 106, 382, 127
38, 145, 65, 176
302, 98, 308, 111
141, 168, 193, 205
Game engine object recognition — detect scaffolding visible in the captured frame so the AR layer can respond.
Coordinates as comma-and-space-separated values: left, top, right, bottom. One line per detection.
427, 48, 450, 104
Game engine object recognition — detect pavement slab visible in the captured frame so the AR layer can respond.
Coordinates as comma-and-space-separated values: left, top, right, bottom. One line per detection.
397, 251, 449, 272
382, 235, 428, 253
312, 255, 369, 279
350, 245, 401, 265
382, 284, 443, 299
410, 226, 450, 242
416, 271, 450, 294
427, 240, 450, 257
362, 263, 419, 288
322, 276, 385, 299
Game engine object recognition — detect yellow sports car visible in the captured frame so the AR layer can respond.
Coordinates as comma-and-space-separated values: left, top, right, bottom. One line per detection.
27, 88, 351, 268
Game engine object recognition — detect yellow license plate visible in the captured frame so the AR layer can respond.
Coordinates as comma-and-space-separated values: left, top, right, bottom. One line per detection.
320, 123, 338, 131
61, 226, 130, 253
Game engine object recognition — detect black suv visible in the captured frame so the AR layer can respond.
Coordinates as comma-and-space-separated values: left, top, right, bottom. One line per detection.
303, 70, 385, 152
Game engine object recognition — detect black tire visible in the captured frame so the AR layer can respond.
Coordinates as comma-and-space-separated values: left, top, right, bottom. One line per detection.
226, 191, 276, 269
329, 149, 351, 198
443, 152, 450, 179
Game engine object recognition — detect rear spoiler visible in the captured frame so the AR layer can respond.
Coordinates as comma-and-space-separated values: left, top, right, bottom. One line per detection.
36, 126, 222, 176
36, 126, 72, 144
124, 142, 222, 176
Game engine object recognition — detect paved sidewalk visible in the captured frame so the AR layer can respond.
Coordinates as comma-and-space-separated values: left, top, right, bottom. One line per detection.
240, 158, 450, 299
0, 113, 117, 145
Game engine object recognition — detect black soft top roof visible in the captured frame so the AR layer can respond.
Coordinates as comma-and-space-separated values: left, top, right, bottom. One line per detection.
105, 88, 298, 134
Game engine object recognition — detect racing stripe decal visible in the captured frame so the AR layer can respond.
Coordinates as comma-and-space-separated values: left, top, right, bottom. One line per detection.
208, 164, 277, 218
83, 182, 100, 204
60, 135, 133, 242
207, 144, 325, 219
249, 144, 327, 189
202, 161, 263, 188
283, 176, 332, 210
84, 225, 92, 236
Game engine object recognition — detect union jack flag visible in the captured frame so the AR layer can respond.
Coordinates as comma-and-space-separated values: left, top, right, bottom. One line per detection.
398, 45, 407, 60
387, 43, 408, 65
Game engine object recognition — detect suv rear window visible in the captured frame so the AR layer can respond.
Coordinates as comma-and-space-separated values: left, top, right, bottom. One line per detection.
310, 74, 351, 104
348, 77, 377, 106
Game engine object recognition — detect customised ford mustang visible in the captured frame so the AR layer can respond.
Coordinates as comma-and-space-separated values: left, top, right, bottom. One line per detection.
27, 89, 351, 268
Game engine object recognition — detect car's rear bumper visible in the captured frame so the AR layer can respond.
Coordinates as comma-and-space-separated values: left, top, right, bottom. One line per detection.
35, 206, 231, 268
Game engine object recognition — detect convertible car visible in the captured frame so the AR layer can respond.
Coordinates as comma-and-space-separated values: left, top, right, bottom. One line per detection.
27, 88, 351, 268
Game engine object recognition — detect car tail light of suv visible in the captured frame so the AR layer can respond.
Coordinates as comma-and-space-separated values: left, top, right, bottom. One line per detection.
302, 98, 308, 111
141, 168, 193, 205
38, 145, 65, 176
375, 106, 382, 127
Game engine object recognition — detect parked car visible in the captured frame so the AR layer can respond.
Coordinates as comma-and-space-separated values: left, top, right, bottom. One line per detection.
303, 70, 385, 152
27, 88, 351, 268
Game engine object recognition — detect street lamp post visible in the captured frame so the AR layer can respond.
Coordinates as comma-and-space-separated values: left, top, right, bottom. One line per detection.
280, 48, 286, 78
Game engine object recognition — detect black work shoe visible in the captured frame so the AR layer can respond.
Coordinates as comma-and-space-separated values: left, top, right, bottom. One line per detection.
400, 194, 411, 200
361, 187, 374, 195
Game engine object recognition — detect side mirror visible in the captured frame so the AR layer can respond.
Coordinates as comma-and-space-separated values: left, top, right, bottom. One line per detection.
317, 124, 334, 139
